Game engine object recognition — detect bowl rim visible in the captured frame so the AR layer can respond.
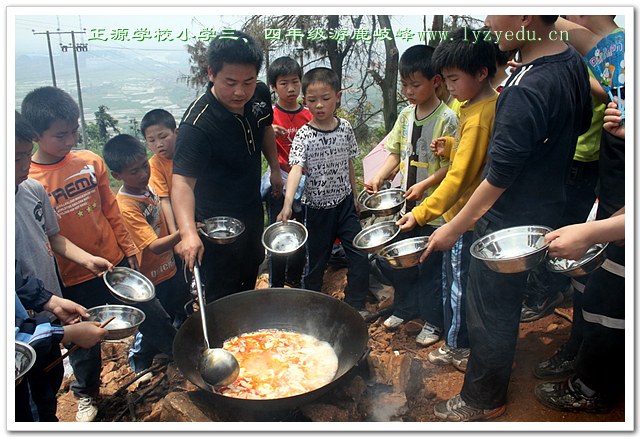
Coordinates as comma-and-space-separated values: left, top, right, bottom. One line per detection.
199, 216, 246, 241
354, 220, 401, 250
379, 235, 429, 258
362, 188, 406, 211
470, 225, 553, 262
546, 242, 609, 273
261, 220, 309, 254
86, 304, 146, 325
15, 340, 37, 381
102, 267, 155, 303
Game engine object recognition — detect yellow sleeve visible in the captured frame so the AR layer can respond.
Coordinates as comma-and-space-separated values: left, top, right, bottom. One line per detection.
442, 136, 455, 160
384, 109, 409, 155
412, 123, 491, 226
149, 156, 170, 198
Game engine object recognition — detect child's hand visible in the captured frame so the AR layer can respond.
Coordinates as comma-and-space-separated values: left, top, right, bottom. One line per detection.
603, 98, 624, 139
423, 222, 459, 261
430, 137, 446, 157
366, 177, 384, 194
62, 322, 108, 349
405, 183, 426, 201
126, 255, 140, 271
277, 205, 292, 223
507, 60, 522, 74
84, 256, 113, 277
273, 124, 288, 138
544, 224, 595, 260
396, 212, 417, 233
44, 295, 90, 324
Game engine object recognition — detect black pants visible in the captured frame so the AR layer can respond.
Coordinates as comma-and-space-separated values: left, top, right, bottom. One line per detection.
303, 196, 369, 310
200, 205, 265, 302
525, 159, 599, 304
16, 346, 64, 421
576, 237, 625, 398
266, 192, 305, 287
461, 217, 528, 409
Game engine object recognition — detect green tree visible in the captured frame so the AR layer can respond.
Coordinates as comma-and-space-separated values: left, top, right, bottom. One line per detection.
94, 105, 120, 142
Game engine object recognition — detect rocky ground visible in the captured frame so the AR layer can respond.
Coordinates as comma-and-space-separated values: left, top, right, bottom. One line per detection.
54, 265, 625, 425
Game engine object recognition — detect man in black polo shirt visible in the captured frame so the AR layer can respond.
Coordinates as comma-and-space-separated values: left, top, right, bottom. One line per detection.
172, 31, 282, 300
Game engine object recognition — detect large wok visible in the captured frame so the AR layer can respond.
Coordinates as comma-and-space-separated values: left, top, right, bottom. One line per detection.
174, 287, 369, 411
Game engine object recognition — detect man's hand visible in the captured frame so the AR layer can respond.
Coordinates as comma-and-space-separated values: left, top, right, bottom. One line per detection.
396, 212, 418, 232
44, 295, 89, 325
270, 170, 284, 199
62, 322, 108, 349
273, 124, 288, 138
365, 177, 384, 194
176, 230, 204, 272
83, 256, 113, 277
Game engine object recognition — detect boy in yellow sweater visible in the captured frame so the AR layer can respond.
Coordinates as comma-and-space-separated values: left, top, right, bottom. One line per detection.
397, 27, 498, 371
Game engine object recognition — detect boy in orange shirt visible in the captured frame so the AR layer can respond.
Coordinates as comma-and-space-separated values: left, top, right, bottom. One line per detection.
22, 86, 172, 422
103, 134, 183, 381
140, 109, 179, 233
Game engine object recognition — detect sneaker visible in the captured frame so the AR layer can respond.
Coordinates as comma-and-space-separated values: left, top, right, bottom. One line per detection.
429, 343, 471, 367
76, 396, 98, 422
358, 309, 372, 319
534, 377, 612, 413
452, 354, 469, 373
416, 323, 441, 347
520, 291, 564, 322
136, 370, 153, 384
383, 315, 404, 330
533, 345, 576, 379
434, 393, 506, 421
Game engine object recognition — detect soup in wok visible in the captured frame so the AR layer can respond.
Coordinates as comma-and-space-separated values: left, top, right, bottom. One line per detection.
214, 329, 338, 400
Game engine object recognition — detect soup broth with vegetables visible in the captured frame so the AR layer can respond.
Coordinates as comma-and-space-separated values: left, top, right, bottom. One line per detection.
214, 329, 338, 400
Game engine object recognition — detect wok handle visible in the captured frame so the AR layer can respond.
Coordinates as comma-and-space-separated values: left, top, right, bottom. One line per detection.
193, 260, 212, 349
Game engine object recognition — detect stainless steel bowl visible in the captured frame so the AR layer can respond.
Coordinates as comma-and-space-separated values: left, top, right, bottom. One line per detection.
86, 305, 146, 340
199, 216, 245, 245
470, 225, 553, 273
15, 341, 37, 386
363, 188, 406, 216
262, 220, 308, 256
353, 221, 401, 254
379, 236, 429, 269
103, 267, 155, 304
546, 243, 608, 277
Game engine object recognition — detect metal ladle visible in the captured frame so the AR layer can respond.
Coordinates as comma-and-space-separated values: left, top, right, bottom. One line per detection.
193, 260, 239, 387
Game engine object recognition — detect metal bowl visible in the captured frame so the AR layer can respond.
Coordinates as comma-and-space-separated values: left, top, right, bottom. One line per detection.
15, 341, 37, 386
199, 216, 245, 245
353, 221, 401, 254
103, 267, 155, 304
379, 236, 429, 269
470, 225, 553, 273
546, 243, 608, 277
86, 305, 146, 340
363, 188, 406, 216
262, 220, 308, 256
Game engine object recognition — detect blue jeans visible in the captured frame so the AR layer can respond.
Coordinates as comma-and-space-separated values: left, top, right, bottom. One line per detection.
61, 260, 176, 397
378, 225, 443, 328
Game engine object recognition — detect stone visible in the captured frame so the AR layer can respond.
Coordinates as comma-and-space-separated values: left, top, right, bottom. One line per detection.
300, 403, 349, 422
155, 392, 214, 422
